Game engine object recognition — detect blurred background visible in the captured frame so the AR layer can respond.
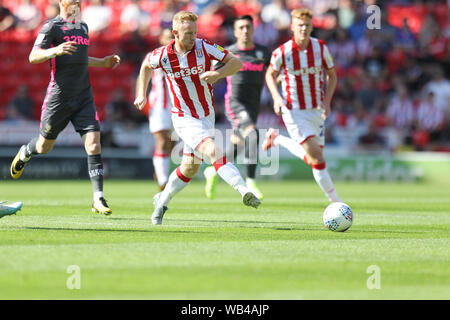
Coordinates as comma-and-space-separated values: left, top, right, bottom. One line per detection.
0, 0, 449, 181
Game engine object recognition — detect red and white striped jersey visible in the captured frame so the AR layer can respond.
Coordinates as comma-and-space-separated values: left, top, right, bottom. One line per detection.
386, 96, 415, 129
148, 68, 171, 110
146, 38, 229, 119
270, 37, 334, 110
416, 100, 444, 131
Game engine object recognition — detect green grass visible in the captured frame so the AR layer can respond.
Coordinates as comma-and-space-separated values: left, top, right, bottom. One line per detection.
0, 179, 449, 299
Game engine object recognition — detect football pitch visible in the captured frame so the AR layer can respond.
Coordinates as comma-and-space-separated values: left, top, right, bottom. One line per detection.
0, 179, 449, 299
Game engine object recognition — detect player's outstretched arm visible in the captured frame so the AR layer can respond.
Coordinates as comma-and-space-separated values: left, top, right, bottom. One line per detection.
200, 53, 243, 84
88, 55, 121, 69
133, 58, 153, 110
29, 41, 78, 64
319, 67, 337, 120
265, 65, 285, 116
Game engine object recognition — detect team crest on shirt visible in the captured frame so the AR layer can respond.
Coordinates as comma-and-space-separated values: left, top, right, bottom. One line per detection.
196, 48, 203, 58
256, 50, 264, 60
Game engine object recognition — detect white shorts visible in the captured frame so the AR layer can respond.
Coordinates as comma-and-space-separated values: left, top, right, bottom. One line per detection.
281, 107, 325, 146
172, 112, 215, 159
149, 104, 172, 133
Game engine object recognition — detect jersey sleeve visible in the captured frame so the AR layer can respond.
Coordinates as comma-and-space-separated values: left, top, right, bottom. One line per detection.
322, 43, 334, 70
146, 47, 163, 69
269, 47, 283, 72
33, 20, 55, 49
202, 39, 229, 62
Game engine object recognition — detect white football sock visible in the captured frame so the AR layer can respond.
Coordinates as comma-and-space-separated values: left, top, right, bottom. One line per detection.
93, 191, 104, 202
215, 161, 249, 197
159, 167, 190, 206
153, 154, 170, 187
274, 134, 307, 162
312, 167, 341, 202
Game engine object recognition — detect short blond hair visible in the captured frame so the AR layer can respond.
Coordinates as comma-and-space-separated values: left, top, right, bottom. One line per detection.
172, 11, 198, 30
291, 8, 313, 20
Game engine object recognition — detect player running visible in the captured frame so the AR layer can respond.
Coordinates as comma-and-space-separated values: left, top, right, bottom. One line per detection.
264, 8, 341, 203
0, 201, 23, 219
148, 28, 175, 190
203, 15, 270, 201
10, 0, 120, 215
134, 11, 261, 225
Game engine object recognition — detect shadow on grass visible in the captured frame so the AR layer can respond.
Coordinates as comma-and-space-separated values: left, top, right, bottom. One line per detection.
23, 226, 209, 234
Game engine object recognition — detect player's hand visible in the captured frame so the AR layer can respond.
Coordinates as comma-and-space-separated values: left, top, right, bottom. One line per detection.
273, 96, 285, 116
104, 55, 121, 69
55, 41, 77, 56
134, 96, 146, 110
318, 103, 331, 120
200, 71, 220, 84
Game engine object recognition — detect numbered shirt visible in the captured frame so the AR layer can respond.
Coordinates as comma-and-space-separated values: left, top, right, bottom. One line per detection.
33, 15, 91, 97
146, 38, 229, 119
270, 37, 334, 110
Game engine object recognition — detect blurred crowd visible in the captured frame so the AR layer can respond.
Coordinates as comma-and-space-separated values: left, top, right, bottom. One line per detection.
0, 0, 449, 152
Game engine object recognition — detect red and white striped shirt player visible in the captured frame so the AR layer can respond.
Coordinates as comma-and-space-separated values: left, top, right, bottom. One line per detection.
264, 8, 341, 203
134, 11, 260, 225
270, 36, 334, 111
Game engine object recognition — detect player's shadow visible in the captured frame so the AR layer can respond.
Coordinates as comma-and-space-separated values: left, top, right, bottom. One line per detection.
23, 226, 208, 234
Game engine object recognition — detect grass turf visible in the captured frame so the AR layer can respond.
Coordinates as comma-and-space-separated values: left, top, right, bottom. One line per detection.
0, 179, 449, 299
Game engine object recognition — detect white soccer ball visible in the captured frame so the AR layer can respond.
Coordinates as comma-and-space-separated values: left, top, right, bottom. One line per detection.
323, 202, 353, 232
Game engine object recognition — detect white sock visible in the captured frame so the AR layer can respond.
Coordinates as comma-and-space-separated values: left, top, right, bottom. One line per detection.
153, 154, 170, 187
274, 134, 308, 162
312, 166, 341, 202
215, 161, 248, 197
159, 167, 190, 206
93, 191, 104, 202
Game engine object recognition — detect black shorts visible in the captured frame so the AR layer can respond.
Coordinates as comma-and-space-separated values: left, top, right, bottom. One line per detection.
40, 88, 100, 139
225, 100, 260, 133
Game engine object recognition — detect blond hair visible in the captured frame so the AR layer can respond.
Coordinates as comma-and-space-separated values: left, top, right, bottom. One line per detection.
172, 11, 198, 30
291, 8, 313, 20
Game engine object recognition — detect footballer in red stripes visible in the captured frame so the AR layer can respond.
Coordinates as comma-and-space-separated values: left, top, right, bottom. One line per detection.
134, 11, 261, 225
264, 8, 341, 203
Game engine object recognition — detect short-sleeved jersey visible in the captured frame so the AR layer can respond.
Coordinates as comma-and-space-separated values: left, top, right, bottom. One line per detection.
33, 16, 91, 98
148, 68, 171, 110
270, 37, 334, 110
218, 43, 270, 112
146, 38, 228, 119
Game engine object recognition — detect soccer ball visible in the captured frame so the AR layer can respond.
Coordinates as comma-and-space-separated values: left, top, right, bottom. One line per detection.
323, 202, 353, 232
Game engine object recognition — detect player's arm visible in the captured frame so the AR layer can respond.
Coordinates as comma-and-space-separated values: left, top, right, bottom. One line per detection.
88, 55, 121, 69
200, 53, 243, 84
265, 65, 285, 116
29, 41, 78, 64
133, 57, 153, 110
320, 67, 337, 120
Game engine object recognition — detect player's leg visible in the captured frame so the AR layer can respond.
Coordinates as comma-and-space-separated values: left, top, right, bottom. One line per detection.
204, 130, 243, 200
72, 92, 111, 214
152, 130, 173, 190
152, 153, 201, 225
0, 201, 23, 219
302, 138, 340, 202
10, 101, 67, 179
197, 138, 260, 208
263, 128, 309, 163
81, 130, 112, 215
241, 124, 264, 199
